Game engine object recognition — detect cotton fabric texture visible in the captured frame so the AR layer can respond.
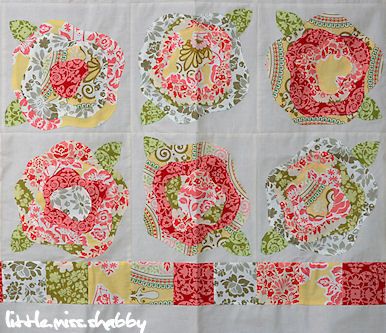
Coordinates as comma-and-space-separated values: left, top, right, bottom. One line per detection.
1, 0, 386, 332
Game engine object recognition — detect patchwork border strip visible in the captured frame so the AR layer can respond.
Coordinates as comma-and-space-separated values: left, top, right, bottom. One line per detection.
1, 261, 385, 305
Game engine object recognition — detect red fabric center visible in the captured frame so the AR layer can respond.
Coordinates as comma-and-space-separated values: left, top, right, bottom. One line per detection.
49, 59, 89, 98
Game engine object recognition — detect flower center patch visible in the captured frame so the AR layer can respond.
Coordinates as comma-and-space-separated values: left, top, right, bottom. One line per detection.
49, 59, 89, 99
153, 21, 233, 106
50, 185, 92, 221
316, 55, 353, 95
177, 169, 224, 221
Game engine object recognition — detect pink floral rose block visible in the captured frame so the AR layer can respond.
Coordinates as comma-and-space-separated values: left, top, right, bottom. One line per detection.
138, 9, 252, 124
6, 20, 125, 130
11, 141, 129, 258
262, 138, 379, 256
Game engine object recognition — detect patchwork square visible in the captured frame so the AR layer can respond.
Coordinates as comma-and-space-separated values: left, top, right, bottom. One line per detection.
46, 261, 88, 304
130, 261, 174, 305
298, 263, 343, 305
2, 261, 46, 303
256, 262, 301, 305
88, 261, 131, 304
342, 262, 386, 305
174, 263, 214, 305
214, 262, 257, 305
0, 262, 3, 303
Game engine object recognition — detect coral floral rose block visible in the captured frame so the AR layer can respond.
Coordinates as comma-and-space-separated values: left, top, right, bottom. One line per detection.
143, 137, 251, 256
262, 138, 379, 256
138, 8, 252, 125
173, 263, 214, 305
11, 141, 129, 258
342, 262, 386, 305
266, 12, 384, 125
5, 20, 125, 130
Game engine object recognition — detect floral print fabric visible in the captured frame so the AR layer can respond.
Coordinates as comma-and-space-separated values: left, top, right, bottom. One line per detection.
88, 261, 131, 304
214, 262, 257, 305
173, 263, 214, 305
1, 261, 383, 306
298, 262, 343, 305
266, 12, 384, 124
342, 262, 386, 305
11, 140, 129, 258
256, 262, 301, 305
1, 5, 385, 315
2, 261, 46, 303
138, 9, 251, 124
262, 138, 378, 256
143, 137, 250, 256
46, 261, 88, 304
6, 20, 125, 130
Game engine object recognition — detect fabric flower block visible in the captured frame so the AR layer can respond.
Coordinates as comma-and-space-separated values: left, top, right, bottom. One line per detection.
298, 262, 343, 305
342, 262, 386, 305
138, 8, 252, 125
88, 261, 131, 304
2, 261, 46, 303
266, 12, 384, 125
214, 262, 257, 305
256, 262, 302, 305
143, 137, 251, 256
10, 140, 129, 258
46, 261, 88, 304
130, 261, 174, 305
262, 138, 379, 256
5, 20, 125, 130
173, 263, 214, 305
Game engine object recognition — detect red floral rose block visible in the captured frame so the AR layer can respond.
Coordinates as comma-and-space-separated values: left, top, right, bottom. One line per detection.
143, 137, 251, 256
266, 11, 384, 125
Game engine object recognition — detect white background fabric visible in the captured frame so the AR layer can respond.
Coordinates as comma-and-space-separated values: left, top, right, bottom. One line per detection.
1, 0, 386, 332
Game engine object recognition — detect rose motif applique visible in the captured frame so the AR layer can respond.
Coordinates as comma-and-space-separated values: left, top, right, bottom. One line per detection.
262, 138, 379, 256
266, 12, 384, 125
138, 8, 252, 125
143, 137, 251, 256
5, 20, 125, 130
11, 141, 129, 258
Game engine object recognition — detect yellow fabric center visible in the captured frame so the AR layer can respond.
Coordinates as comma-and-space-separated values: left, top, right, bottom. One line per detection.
316, 55, 352, 94
162, 26, 213, 87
